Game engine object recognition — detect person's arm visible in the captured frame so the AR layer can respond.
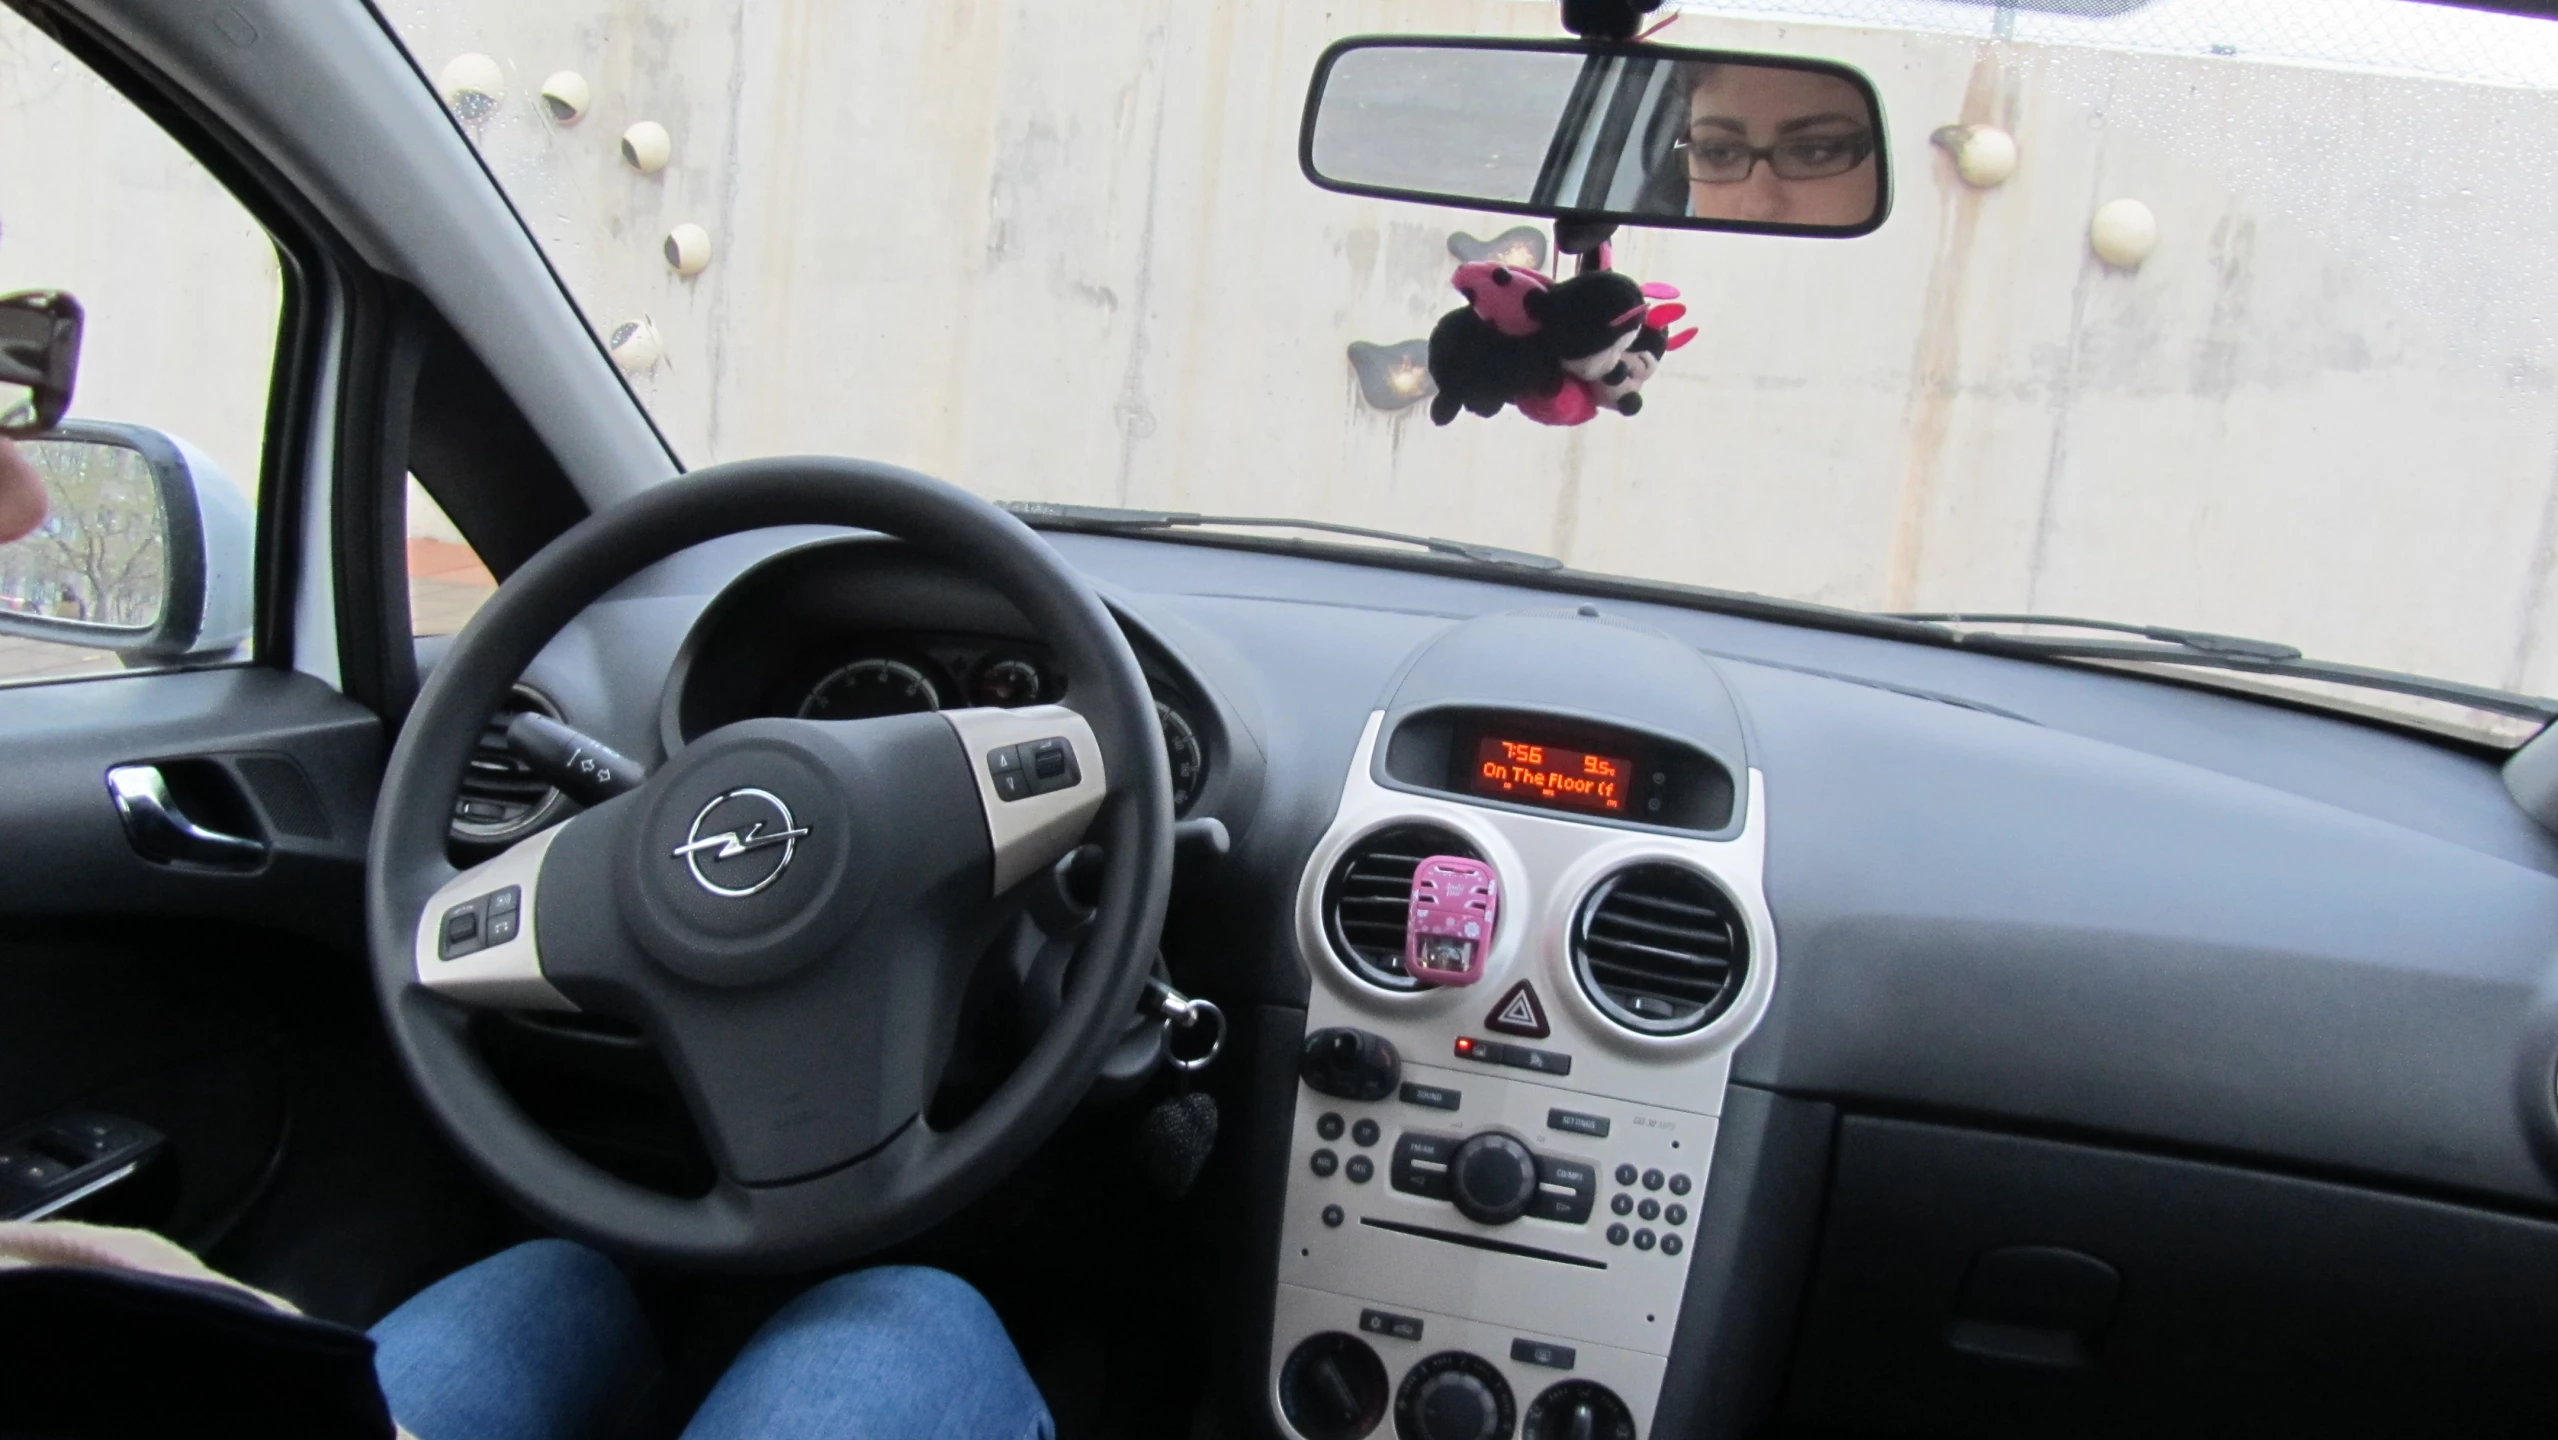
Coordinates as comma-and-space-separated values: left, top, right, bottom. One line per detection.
0, 437, 47, 544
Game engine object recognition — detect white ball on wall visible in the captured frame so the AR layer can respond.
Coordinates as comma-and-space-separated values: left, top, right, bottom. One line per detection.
539, 71, 591, 125
439, 53, 505, 123
664, 223, 713, 276
608, 318, 665, 373
1931, 124, 2018, 188
2089, 199, 2158, 268
621, 120, 672, 174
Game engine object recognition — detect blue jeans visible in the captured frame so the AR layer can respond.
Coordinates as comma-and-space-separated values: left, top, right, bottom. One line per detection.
370, 1239, 1054, 1440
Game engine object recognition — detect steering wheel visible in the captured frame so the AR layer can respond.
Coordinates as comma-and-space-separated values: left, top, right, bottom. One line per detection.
364, 459, 1173, 1270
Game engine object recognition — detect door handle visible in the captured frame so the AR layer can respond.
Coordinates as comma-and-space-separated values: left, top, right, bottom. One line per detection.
106, 764, 268, 868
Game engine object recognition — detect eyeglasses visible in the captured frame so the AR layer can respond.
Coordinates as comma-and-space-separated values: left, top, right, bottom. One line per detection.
0, 291, 84, 438
1676, 127, 1875, 184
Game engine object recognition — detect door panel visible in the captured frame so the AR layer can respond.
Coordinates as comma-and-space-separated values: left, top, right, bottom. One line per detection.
0, 667, 506, 1322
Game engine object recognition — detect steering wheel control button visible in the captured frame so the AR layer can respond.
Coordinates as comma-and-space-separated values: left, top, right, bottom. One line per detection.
1665, 1203, 1688, 1226
986, 744, 1021, 775
1614, 1163, 1639, 1186
1546, 1108, 1609, 1139
1351, 1118, 1381, 1147
1322, 1204, 1344, 1228
1484, 979, 1551, 1037
1345, 1155, 1375, 1184
1633, 1228, 1656, 1251
993, 768, 1032, 802
1449, 1132, 1540, 1226
1359, 1309, 1425, 1343
1317, 1112, 1346, 1141
438, 887, 521, 960
1301, 1028, 1401, 1101
1509, 1339, 1576, 1371
1395, 1351, 1515, 1440
1661, 1233, 1685, 1257
1641, 1168, 1665, 1191
1400, 1082, 1461, 1111
1668, 1172, 1693, 1195
1022, 736, 1081, 795
1310, 1148, 1340, 1178
439, 906, 483, 959
1606, 1223, 1629, 1246
1391, 1133, 1455, 1200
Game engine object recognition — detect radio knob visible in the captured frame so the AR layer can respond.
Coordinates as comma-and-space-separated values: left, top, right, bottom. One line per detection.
1448, 1131, 1538, 1226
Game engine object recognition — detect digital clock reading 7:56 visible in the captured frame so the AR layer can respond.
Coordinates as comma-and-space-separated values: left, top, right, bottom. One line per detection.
1470, 736, 1631, 814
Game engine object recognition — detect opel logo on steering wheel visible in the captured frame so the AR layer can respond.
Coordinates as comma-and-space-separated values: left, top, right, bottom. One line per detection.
670, 787, 811, 898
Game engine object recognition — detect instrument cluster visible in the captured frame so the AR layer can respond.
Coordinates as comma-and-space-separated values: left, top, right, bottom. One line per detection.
773, 632, 1207, 816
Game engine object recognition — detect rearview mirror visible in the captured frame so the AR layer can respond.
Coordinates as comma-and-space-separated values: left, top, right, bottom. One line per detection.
0, 420, 252, 663
1302, 37, 1889, 238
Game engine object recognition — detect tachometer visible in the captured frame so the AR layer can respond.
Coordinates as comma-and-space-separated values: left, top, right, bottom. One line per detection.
1158, 700, 1205, 815
798, 658, 942, 720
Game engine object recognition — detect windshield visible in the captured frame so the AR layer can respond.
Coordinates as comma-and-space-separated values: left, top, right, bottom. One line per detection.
385, 0, 2558, 745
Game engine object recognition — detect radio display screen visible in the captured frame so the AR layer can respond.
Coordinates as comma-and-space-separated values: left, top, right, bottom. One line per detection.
1470, 736, 1632, 815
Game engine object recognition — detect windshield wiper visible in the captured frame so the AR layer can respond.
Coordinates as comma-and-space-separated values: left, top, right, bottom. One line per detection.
1002, 502, 1564, 570
1893, 611, 2558, 723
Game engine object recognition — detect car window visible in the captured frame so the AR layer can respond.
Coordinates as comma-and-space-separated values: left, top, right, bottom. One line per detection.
381, 1, 2558, 744
406, 478, 495, 636
0, 11, 280, 686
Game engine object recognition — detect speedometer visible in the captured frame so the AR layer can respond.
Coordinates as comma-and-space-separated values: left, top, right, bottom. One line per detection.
1158, 701, 1205, 815
798, 659, 942, 720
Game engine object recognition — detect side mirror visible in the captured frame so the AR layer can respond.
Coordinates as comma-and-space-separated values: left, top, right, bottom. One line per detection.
1302, 36, 1890, 238
0, 419, 253, 664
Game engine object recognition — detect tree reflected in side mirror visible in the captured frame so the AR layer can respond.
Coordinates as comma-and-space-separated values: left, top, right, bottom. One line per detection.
0, 420, 252, 677
0, 437, 167, 629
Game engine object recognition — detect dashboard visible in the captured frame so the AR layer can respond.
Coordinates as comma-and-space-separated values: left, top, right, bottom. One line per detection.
480, 525, 2558, 1440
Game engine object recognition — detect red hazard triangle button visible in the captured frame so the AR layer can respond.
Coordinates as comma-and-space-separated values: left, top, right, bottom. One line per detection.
1485, 980, 1549, 1038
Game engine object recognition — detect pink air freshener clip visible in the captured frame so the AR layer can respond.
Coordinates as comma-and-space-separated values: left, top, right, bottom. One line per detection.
1406, 855, 1500, 987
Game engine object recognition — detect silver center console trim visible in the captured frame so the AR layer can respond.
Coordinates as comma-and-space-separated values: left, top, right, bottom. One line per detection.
1269, 710, 1775, 1438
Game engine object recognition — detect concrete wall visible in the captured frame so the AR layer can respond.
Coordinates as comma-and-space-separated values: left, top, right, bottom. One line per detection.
16, 3, 2558, 727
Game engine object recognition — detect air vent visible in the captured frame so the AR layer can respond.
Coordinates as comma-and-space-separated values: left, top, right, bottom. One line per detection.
1570, 863, 1747, 1035
1322, 823, 1482, 991
450, 685, 565, 844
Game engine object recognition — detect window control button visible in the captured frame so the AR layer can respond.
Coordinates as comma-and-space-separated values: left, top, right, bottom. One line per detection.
0, 1150, 69, 1189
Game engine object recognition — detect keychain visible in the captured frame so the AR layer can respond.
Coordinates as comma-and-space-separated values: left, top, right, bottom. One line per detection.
1134, 976, 1225, 1198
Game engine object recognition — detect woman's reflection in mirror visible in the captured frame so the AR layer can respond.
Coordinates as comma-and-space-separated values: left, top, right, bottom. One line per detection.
1645, 63, 1878, 227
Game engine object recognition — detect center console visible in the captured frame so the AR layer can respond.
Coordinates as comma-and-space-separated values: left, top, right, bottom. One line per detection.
1265, 610, 1769, 1440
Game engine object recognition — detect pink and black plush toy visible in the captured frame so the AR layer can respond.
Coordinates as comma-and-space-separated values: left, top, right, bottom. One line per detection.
1426, 259, 1695, 427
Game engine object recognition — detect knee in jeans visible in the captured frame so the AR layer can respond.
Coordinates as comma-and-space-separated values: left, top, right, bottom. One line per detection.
795, 1265, 1005, 1339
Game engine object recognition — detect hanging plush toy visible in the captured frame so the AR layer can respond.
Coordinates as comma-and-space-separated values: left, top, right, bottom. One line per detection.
1425, 253, 1695, 427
